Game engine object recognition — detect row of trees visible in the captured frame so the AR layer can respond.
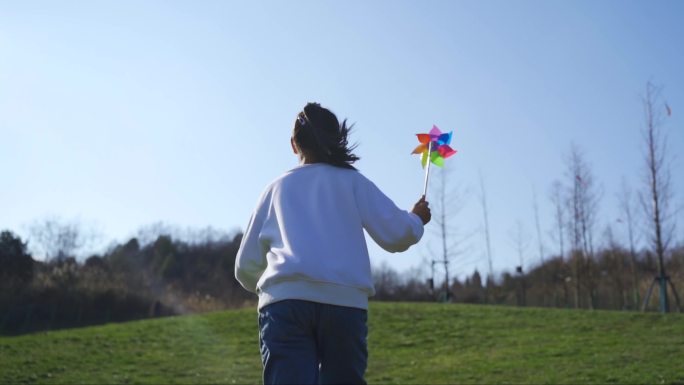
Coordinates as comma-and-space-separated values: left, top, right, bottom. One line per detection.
373, 243, 684, 311
426, 82, 681, 312
0, 227, 251, 334
2, 205, 680, 335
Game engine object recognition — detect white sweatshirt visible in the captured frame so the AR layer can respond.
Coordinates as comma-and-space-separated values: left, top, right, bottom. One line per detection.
234, 163, 424, 310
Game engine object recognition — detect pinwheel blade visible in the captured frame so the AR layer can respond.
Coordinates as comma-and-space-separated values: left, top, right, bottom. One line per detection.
437, 132, 452, 146
412, 144, 428, 154
421, 151, 428, 168
430, 151, 444, 167
437, 144, 457, 158
416, 134, 431, 144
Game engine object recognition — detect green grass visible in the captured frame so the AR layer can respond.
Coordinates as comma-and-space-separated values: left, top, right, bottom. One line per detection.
1, 302, 683, 384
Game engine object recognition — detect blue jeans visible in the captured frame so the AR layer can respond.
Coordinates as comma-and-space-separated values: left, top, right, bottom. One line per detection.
258, 299, 368, 385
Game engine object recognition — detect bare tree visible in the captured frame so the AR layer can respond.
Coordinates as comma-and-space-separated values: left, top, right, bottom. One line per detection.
509, 219, 529, 306
428, 167, 469, 302
548, 180, 570, 306
478, 172, 495, 283
549, 180, 566, 260
28, 217, 98, 261
564, 145, 600, 309
532, 186, 551, 305
532, 187, 545, 264
638, 82, 679, 312
618, 177, 641, 308
509, 220, 529, 273
602, 224, 628, 309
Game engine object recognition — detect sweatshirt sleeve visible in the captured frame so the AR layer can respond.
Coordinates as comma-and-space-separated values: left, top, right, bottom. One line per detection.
234, 189, 271, 294
355, 174, 424, 253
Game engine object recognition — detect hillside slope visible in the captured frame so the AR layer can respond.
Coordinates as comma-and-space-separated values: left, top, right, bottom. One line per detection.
1, 302, 683, 384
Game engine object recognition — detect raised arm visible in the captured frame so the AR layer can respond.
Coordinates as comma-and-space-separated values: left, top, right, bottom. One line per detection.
355, 176, 429, 253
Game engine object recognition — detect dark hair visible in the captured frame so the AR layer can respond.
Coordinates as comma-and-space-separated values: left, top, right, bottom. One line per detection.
293, 102, 360, 170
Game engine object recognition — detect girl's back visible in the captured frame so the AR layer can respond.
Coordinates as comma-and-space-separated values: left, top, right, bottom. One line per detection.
237, 162, 424, 310
234, 103, 431, 385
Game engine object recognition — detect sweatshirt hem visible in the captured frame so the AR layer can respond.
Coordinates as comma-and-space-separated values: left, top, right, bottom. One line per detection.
258, 280, 370, 310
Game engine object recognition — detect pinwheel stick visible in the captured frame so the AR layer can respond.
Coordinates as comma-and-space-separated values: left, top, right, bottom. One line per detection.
423, 141, 432, 196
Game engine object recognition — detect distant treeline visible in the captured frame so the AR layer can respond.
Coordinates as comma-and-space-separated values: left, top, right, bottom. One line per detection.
2, 226, 683, 335
0, 229, 251, 335
373, 246, 684, 312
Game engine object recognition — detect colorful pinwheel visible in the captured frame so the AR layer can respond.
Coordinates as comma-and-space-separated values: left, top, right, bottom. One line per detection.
412, 125, 457, 167
412, 125, 457, 195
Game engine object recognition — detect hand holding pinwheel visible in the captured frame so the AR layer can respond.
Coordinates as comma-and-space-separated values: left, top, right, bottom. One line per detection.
411, 125, 457, 196
411, 195, 431, 225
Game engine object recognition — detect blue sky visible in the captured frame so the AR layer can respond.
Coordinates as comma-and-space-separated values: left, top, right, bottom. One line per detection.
1, 0, 683, 280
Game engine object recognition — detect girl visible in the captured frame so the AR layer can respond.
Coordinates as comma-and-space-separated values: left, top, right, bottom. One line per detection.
235, 102, 431, 384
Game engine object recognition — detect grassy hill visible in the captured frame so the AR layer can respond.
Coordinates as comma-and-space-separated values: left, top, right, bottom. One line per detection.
1, 302, 683, 384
